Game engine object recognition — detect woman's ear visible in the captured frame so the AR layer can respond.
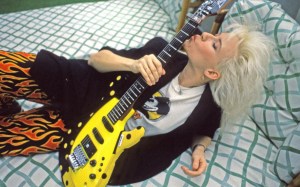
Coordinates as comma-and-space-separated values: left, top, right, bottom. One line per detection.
204, 68, 221, 80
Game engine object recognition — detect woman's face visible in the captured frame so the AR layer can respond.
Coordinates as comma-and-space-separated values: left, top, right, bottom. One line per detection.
183, 32, 239, 70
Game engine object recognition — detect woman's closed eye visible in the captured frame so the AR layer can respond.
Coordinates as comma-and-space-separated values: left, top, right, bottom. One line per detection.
212, 41, 217, 50
213, 38, 222, 52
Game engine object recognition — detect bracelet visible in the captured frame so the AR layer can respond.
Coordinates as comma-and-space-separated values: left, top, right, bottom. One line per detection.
192, 143, 206, 152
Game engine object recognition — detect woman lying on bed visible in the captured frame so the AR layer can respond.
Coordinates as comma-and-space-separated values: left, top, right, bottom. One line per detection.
0, 24, 273, 184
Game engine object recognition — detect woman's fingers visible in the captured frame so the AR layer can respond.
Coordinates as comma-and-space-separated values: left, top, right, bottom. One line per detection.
181, 160, 206, 177
138, 54, 165, 86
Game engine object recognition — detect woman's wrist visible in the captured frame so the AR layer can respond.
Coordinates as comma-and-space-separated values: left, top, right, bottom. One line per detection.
192, 143, 206, 152
130, 59, 139, 73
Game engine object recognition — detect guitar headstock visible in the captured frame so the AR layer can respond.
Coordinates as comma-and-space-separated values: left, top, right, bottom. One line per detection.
189, 0, 232, 24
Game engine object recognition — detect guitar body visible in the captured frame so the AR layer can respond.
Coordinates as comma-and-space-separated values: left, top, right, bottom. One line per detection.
61, 98, 145, 187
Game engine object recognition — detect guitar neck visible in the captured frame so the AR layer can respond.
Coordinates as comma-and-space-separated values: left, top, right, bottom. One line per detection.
158, 20, 199, 66
107, 20, 199, 124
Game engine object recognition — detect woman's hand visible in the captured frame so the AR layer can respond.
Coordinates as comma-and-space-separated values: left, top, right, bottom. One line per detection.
131, 54, 165, 86
181, 145, 207, 177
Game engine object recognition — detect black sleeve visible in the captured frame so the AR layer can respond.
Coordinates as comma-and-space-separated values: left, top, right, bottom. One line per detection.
190, 85, 221, 138
99, 37, 168, 60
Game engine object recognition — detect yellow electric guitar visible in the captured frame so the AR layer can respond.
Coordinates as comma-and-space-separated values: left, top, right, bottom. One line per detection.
59, 0, 231, 186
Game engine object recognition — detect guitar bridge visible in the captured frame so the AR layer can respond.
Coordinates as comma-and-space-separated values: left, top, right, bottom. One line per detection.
68, 145, 88, 170
68, 135, 97, 171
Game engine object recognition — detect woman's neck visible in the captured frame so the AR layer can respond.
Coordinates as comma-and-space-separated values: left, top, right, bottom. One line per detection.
179, 66, 209, 88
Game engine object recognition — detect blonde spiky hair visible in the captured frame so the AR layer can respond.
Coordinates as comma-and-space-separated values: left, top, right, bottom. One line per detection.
209, 24, 274, 125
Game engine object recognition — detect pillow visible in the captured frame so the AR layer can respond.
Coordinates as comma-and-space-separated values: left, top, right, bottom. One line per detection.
153, 0, 184, 31
153, 0, 199, 31
271, 0, 300, 19
220, 0, 300, 148
270, 125, 300, 183
220, 0, 300, 183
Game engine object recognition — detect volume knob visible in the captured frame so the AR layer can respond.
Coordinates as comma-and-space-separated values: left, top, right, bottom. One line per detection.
90, 160, 97, 167
89, 173, 96, 180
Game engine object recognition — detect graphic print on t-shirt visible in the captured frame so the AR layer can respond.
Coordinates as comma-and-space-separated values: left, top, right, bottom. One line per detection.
135, 91, 170, 120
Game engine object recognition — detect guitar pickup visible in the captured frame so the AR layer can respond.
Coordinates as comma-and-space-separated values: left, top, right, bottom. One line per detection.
93, 127, 104, 144
102, 116, 114, 132
82, 135, 97, 158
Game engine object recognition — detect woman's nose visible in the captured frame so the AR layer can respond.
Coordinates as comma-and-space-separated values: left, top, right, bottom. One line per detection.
201, 32, 215, 41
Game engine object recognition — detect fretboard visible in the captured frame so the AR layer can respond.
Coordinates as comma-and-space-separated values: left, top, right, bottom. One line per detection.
107, 20, 199, 124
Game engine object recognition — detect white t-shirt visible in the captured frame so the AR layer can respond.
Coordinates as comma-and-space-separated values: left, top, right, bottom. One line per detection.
125, 74, 205, 136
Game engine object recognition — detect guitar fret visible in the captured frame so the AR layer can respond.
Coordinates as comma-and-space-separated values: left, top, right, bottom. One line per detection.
116, 105, 124, 117
129, 87, 138, 97
171, 39, 183, 49
107, 113, 113, 122
111, 110, 118, 118
125, 92, 134, 102
159, 54, 171, 64
186, 22, 196, 31
160, 52, 169, 60
136, 80, 145, 89
177, 34, 184, 40
111, 110, 119, 121
107, 113, 114, 123
158, 56, 166, 64
123, 94, 132, 105
165, 44, 176, 55
175, 37, 183, 44
163, 49, 171, 57
177, 31, 189, 41
120, 99, 128, 108
114, 107, 122, 117
181, 30, 189, 36
118, 102, 126, 111
169, 44, 176, 50
133, 83, 141, 93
